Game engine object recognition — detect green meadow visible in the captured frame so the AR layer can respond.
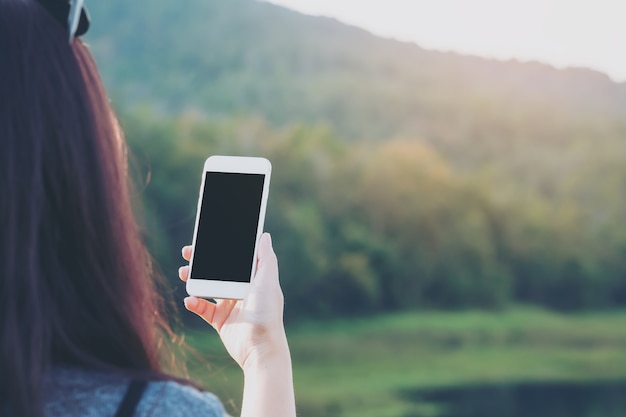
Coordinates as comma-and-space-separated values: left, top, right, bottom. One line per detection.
184, 307, 626, 417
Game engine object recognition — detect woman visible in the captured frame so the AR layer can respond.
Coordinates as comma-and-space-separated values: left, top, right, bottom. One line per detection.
0, 1, 296, 416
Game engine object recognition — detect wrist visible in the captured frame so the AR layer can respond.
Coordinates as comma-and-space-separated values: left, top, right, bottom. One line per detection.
242, 331, 292, 375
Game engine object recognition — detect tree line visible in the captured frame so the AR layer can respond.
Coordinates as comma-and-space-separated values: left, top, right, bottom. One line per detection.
123, 112, 626, 321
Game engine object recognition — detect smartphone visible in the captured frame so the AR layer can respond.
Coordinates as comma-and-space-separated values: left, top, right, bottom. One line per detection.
186, 155, 272, 299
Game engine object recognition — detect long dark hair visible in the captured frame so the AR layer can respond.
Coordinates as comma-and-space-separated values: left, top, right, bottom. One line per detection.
0, 1, 176, 416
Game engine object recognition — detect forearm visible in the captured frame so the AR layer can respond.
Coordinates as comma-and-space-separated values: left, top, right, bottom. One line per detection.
240, 335, 296, 417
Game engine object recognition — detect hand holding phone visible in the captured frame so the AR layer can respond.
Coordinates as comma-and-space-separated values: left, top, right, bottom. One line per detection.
181, 156, 295, 417
186, 155, 272, 299
180, 234, 296, 417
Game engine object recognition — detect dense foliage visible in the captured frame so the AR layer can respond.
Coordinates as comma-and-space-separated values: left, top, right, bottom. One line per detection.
86, 0, 626, 317
124, 114, 626, 318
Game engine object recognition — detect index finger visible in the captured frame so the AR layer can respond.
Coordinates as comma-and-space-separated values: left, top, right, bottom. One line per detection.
182, 245, 192, 262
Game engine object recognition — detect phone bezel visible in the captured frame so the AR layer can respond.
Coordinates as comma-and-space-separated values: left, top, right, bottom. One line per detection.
186, 155, 272, 300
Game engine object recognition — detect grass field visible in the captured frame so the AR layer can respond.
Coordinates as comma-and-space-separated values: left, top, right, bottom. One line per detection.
183, 307, 626, 417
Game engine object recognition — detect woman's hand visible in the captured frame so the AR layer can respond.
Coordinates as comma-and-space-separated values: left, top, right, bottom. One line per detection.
180, 233, 296, 417
179, 233, 288, 371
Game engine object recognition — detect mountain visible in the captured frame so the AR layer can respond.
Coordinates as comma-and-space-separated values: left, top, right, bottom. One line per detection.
86, 0, 626, 132
86, 0, 626, 215
80, 0, 626, 315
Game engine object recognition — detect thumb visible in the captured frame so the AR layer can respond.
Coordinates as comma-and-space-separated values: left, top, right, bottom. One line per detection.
254, 233, 278, 284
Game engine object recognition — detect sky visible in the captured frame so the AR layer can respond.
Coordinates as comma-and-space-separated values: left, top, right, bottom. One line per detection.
266, 0, 626, 83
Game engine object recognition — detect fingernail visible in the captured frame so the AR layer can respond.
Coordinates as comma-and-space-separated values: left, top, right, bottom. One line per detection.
266, 233, 272, 247
184, 297, 197, 310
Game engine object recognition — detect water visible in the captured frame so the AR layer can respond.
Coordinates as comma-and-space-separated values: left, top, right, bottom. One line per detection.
400, 380, 626, 417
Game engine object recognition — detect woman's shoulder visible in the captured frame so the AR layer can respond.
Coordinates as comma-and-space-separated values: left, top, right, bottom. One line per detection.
139, 379, 229, 417
44, 367, 229, 417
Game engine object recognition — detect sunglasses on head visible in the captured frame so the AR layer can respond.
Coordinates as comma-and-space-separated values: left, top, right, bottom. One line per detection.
36, 0, 90, 42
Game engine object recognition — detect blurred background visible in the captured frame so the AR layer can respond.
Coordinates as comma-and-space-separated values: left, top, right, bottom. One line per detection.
85, 0, 626, 416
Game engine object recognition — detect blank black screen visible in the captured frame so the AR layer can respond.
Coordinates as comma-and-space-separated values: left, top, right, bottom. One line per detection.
191, 172, 265, 282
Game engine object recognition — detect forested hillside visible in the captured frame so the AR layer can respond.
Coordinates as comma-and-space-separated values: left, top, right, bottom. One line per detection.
85, 0, 626, 317
87, 0, 626, 206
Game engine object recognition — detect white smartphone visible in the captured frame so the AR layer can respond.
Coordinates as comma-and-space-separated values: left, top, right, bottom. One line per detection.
186, 155, 272, 299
